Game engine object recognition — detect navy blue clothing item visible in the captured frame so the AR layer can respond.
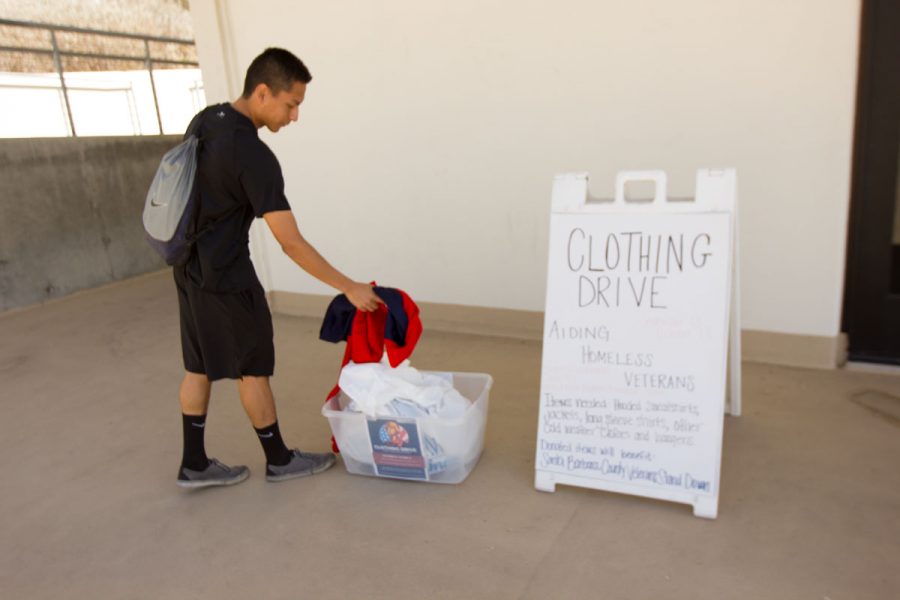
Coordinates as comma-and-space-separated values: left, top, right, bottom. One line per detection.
319, 287, 409, 346
379, 288, 408, 345
179, 103, 291, 292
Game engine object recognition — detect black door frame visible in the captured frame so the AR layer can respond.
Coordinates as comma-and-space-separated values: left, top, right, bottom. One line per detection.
842, 0, 900, 365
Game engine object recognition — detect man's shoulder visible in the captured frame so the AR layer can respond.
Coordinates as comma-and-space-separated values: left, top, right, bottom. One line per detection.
192, 103, 279, 174
234, 129, 280, 172
196, 104, 250, 134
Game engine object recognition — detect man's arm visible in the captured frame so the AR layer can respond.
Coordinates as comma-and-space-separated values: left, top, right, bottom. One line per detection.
263, 210, 381, 312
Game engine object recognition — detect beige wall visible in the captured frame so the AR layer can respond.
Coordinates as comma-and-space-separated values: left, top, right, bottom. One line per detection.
190, 0, 861, 339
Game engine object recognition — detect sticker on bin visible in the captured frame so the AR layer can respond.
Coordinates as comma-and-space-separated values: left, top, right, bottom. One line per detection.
367, 419, 428, 480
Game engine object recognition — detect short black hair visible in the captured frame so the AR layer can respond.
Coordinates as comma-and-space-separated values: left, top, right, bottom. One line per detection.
241, 48, 312, 98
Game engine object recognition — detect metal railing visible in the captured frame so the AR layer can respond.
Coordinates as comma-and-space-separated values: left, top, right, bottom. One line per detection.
0, 18, 199, 136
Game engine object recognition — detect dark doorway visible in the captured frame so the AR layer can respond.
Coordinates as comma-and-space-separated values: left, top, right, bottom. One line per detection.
843, 0, 900, 365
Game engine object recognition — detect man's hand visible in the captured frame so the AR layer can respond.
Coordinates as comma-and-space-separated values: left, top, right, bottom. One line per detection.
345, 281, 382, 312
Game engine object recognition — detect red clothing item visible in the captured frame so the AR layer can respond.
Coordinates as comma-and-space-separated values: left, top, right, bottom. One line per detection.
324, 289, 422, 452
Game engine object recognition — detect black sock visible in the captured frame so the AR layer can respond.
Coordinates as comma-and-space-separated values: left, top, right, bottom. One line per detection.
181, 414, 210, 471
255, 421, 291, 466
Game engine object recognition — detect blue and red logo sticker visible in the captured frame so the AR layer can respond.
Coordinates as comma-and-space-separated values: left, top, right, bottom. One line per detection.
379, 421, 409, 447
367, 419, 427, 480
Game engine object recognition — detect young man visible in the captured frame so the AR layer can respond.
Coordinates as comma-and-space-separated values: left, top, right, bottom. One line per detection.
175, 48, 381, 488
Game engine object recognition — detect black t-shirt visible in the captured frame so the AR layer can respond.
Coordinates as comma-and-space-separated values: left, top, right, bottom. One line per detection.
180, 103, 291, 292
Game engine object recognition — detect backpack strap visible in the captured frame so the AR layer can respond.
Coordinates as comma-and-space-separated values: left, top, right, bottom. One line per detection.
182, 106, 244, 243
185, 202, 245, 242
183, 103, 214, 139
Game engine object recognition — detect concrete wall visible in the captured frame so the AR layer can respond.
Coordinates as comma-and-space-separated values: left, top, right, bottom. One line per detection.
190, 0, 860, 341
0, 136, 177, 311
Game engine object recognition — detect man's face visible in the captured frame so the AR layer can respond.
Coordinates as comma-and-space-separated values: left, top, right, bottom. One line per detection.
259, 81, 306, 132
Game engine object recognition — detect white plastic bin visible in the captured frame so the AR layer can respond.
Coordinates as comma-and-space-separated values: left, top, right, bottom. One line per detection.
322, 371, 492, 484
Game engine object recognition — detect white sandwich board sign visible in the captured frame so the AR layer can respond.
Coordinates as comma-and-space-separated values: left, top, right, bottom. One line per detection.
535, 169, 740, 519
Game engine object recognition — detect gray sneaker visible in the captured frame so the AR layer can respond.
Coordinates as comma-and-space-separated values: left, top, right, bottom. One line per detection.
266, 449, 336, 482
177, 458, 250, 489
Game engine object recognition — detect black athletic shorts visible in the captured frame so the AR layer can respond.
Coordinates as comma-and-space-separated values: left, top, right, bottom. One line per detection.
174, 268, 275, 381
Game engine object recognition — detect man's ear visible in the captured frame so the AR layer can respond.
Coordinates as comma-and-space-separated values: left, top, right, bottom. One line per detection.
253, 82, 271, 103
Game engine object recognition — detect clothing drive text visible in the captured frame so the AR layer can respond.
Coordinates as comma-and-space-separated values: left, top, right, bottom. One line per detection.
566, 228, 714, 309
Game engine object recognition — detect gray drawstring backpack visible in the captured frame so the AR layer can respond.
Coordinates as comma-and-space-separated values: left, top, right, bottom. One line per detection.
143, 109, 242, 266
142, 129, 202, 266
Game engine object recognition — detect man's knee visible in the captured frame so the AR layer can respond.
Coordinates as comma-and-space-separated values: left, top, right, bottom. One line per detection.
184, 371, 209, 384
238, 375, 272, 395
182, 371, 211, 390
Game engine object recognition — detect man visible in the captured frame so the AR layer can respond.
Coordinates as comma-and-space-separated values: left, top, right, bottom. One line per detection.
175, 48, 381, 488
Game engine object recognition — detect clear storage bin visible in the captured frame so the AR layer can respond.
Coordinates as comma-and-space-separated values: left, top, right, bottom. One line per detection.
322, 371, 492, 484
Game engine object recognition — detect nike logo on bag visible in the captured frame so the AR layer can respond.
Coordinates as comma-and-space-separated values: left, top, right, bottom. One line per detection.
259, 432, 274, 438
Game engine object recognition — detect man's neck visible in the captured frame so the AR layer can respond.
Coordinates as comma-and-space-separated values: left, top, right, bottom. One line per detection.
231, 97, 260, 129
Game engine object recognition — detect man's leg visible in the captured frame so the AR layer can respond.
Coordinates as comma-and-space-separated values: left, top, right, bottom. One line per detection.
180, 371, 211, 415
179, 372, 211, 471
176, 372, 250, 489
236, 375, 278, 428
238, 375, 292, 468
238, 375, 335, 482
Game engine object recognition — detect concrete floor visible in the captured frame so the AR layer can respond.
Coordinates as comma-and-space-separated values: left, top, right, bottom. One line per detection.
1, 271, 899, 600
